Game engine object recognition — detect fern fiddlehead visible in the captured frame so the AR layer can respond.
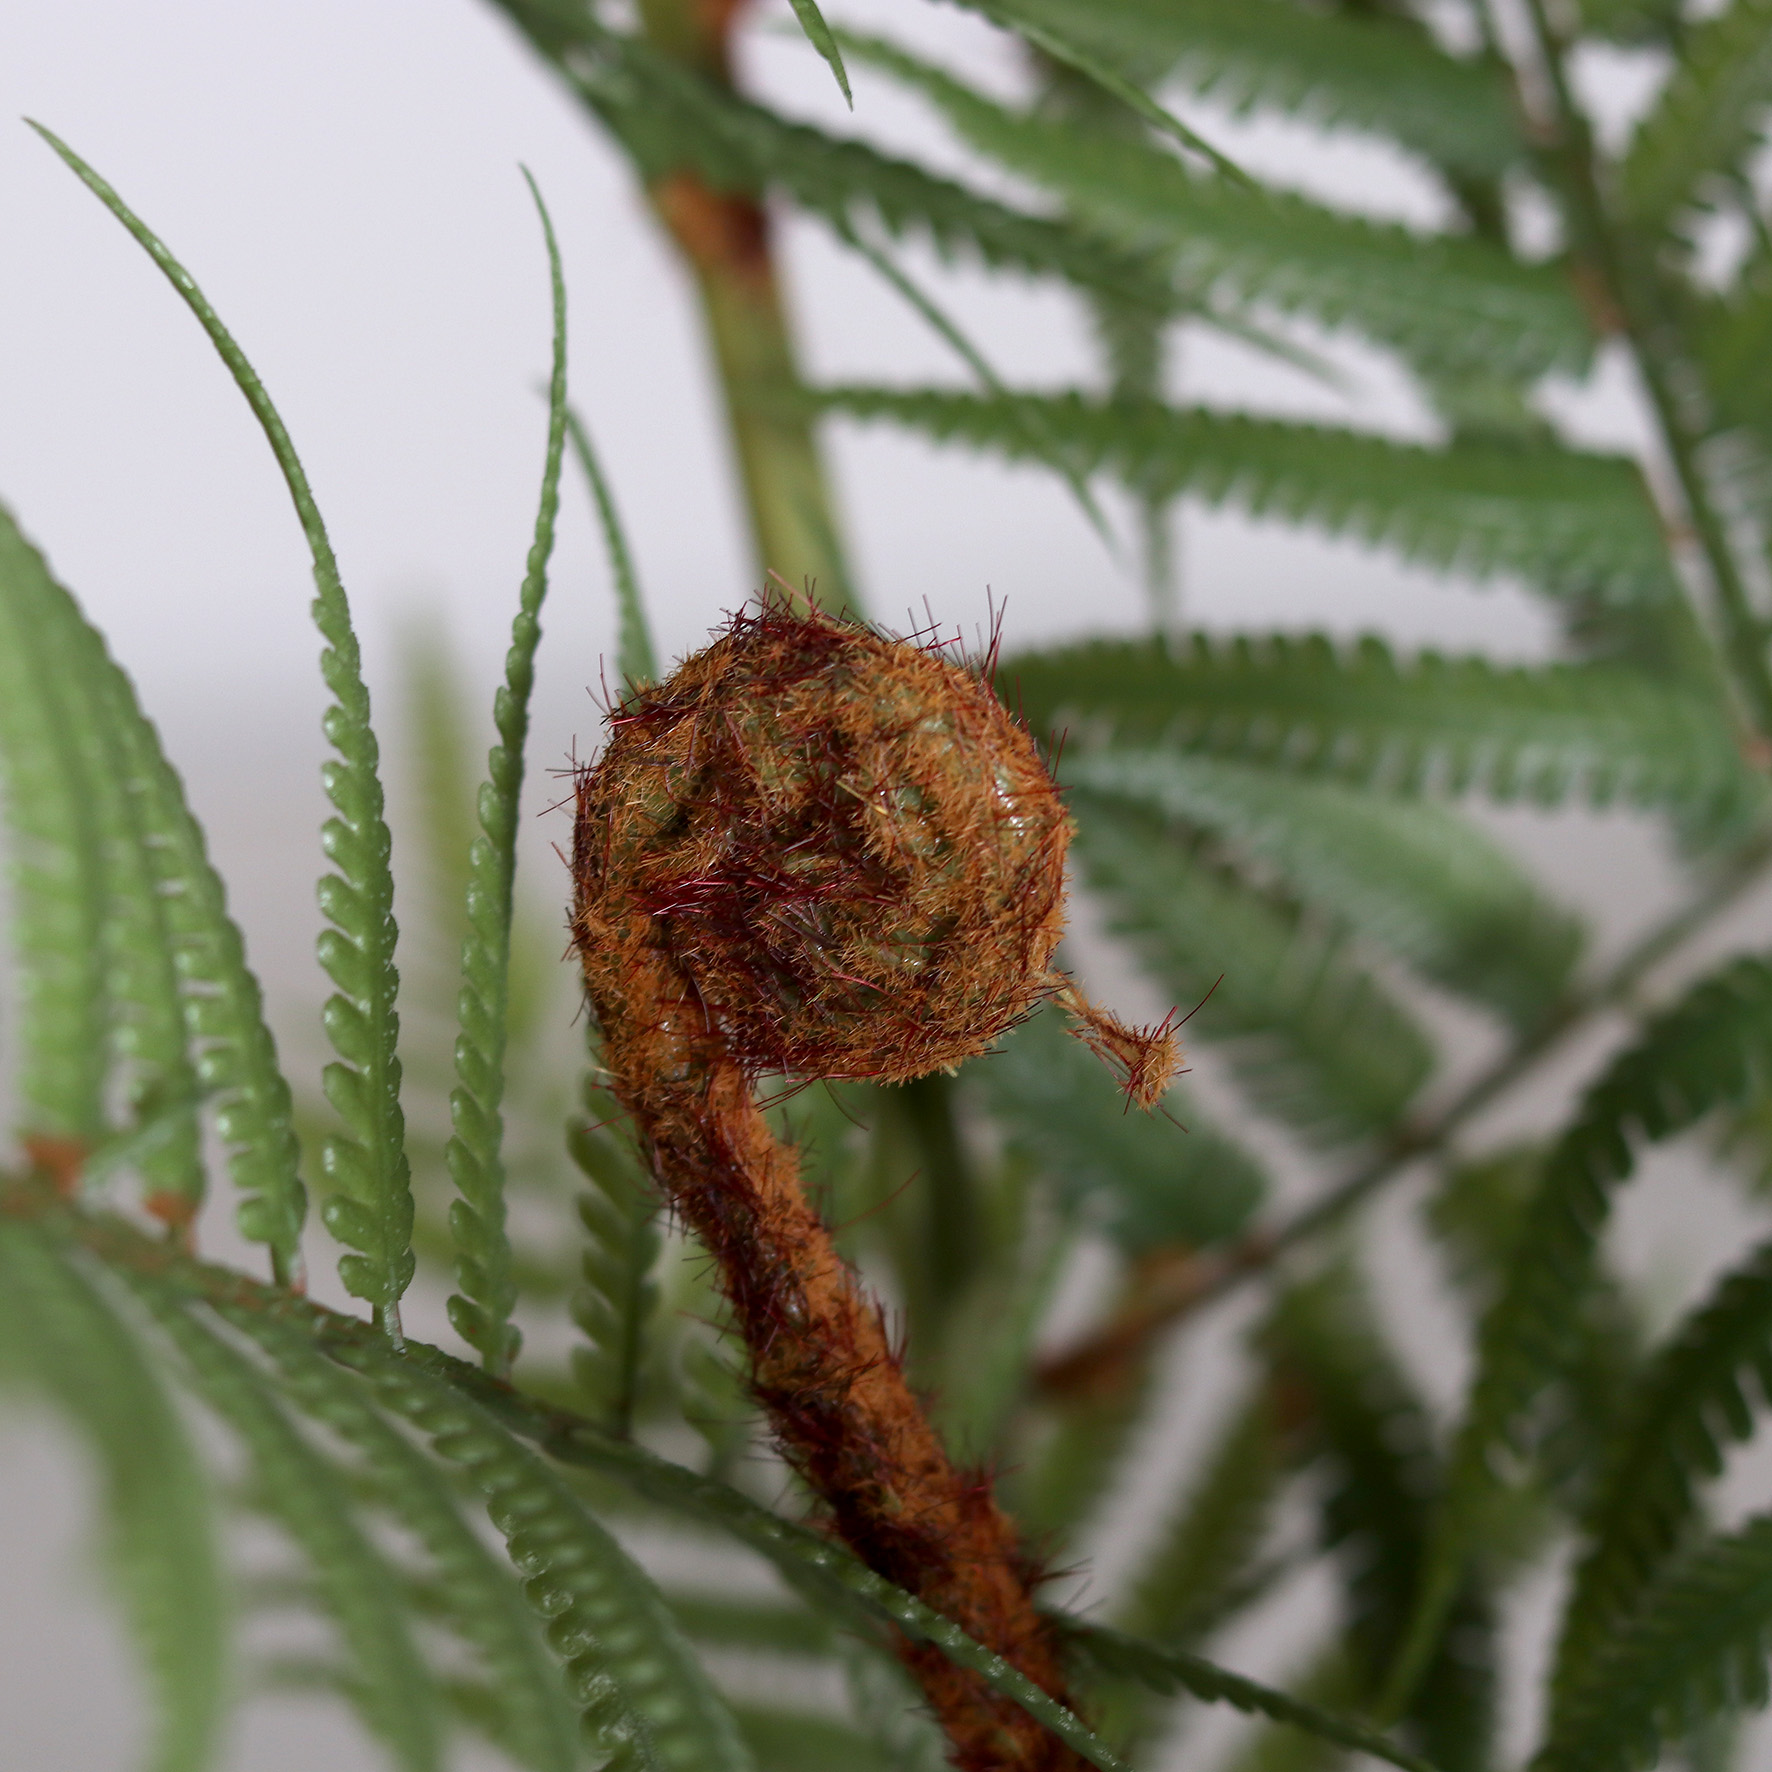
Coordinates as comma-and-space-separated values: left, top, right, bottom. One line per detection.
571, 598, 1176, 1769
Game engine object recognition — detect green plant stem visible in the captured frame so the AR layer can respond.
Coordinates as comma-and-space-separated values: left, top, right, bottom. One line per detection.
1036, 836, 1772, 1397
637, 0, 855, 614
1512, 0, 1772, 745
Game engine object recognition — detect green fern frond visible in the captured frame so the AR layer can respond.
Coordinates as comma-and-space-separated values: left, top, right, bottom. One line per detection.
211, 1302, 581, 1772
566, 407, 657, 687
813, 388, 1675, 602
567, 1107, 662, 1438
1115, 1378, 1294, 1647
489, 4, 1175, 317
1068, 748, 1583, 1030
0, 1226, 227, 1772
122, 1274, 442, 1770
334, 1336, 756, 1772
1071, 795, 1434, 1146
1001, 633, 1738, 810
0, 509, 158, 1153
1268, 1266, 1497, 1772
1213, 1645, 1362, 1772
840, 35, 1578, 378
1392, 953, 1772, 1718
952, 1, 1246, 179
963, 0, 1521, 177
1060, 1622, 1438, 1772
1553, 1233, 1772, 1708
1622, 0, 1772, 237
1425, 1150, 1643, 1513
398, 1344, 1130, 1769
1696, 257, 1772, 438
33, 125, 414, 1326
0, 505, 305, 1272
1535, 1513, 1772, 1772
785, 0, 850, 106
446, 174, 569, 1378
978, 1001, 1267, 1250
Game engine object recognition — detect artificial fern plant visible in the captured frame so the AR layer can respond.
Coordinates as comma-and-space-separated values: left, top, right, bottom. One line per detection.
6, 0, 1772, 1768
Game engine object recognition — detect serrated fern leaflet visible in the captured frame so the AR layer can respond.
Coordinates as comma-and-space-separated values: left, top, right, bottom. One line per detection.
124, 1270, 443, 1770
446, 172, 568, 1378
1387, 954, 1772, 1718
1000, 633, 1741, 811
812, 387, 1675, 602
212, 1302, 580, 1772
0, 504, 305, 1276
841, 31, 1575, 378
1552, 1231, 1772, 1711
0, 1225, 227, 1772
566, 406, 657, 686
30, 125, 415, 1333
1535, 1513, 1772, 1772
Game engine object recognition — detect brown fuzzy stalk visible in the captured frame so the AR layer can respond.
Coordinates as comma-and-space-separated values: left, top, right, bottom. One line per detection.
572, 600, 1180, 1767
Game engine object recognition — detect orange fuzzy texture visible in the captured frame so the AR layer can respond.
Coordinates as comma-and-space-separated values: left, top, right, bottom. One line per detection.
576, 604, 1071, 1083
573, 603, 1164, 1768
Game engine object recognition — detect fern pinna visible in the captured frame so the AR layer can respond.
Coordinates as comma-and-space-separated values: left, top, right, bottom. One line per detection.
9, 0, 1772, 1766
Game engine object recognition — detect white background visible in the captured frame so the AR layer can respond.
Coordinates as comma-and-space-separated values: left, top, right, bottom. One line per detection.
3, 2, 1770, 1766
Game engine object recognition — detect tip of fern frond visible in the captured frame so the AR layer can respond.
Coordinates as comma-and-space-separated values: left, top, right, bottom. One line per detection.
1048, 979, 1184, 1111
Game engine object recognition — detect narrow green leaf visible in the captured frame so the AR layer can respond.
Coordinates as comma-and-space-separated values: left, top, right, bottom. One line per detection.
1553, 1233, 1772, 1713
0, 1225, 227, 1772
32, 123, 410, 1326
565, 406, 657, 686
1061, 1622, 1439, 1772
1622, 0, 1772, 236
950, 0, 1248, 181
446, 172, 569, 1377
0, 504, 304, 1273
943, 0, 1522, 177
485, 4, 1177, 315
1535, 1513, 1772, 1772
0, 511, 115, 1142
0, 510, 204, 1216
567, 1107, 661, 1437
1268, 1267, 1497, 1772
785, 0, 851, 106
840, 35, 1577, 378
1001, 633, 1742, 813
327, 1337, 757, 1771
813, 387, 1675, 602
120, 1272, 442, 1771
383, 1339, 1129, 1769
1392, 954, 1772, 1719
209, 1302, 580, 1772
